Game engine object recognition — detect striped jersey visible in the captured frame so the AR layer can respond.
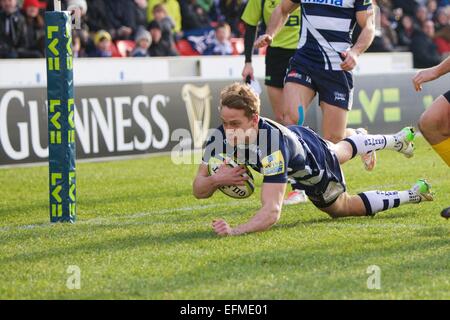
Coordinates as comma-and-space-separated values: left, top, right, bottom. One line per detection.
290, 0, 372, 71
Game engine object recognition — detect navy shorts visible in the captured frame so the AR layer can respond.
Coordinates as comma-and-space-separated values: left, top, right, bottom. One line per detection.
288, 126, 346, 208
284, 60, 354, 110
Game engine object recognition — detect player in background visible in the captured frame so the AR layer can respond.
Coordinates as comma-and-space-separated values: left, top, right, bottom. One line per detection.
193, 83, 434, 236
241, 0, 307, 205
254, 0, 377, 204
412, 56, 450, 219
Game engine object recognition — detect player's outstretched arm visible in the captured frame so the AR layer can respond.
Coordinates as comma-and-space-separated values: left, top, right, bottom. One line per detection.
341, 8, 375, 71
193, 164, 248, 199
212, 182, 286, 236
254, 0, 299, 48
413, 56, 450, 91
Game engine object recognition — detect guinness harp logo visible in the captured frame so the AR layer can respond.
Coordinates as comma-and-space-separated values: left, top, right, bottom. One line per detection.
182, 84, 211, 149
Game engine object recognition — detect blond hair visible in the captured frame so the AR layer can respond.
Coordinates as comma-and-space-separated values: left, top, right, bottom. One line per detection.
219, 82, 260, 119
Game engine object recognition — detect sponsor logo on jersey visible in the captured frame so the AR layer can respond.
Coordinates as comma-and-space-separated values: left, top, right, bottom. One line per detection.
261, 150, 285, 176
301, 0, 344, 7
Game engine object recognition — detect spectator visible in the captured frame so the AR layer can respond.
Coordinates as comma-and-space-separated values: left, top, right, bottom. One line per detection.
152, 4, 176, 45
427, 0, 438, 19
196, 0, 214, 13
133, 0, 148, 29
104, 0, 138, 40
208, 0, 224, 22
435, 25, 450, 56
411, 20, 442, 67
148, 20, 178, 56
21, 0, 46, 58
179, 0, 210, 31
132, 27, 152, 57
397, 15, 416, 47
85, 0, 112, 33
367, 8, 398, 52
90, 30, 113, 57
434, 7, 449, 31
392, 0, 418, 16
0, 0, 28, 58
415, 5, 429, 28
219, 0, 246, 37
203, 22, 232, 55
147, 0, 182, 34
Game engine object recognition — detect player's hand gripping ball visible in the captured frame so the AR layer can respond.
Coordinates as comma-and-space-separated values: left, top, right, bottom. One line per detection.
208, 154, 255, 199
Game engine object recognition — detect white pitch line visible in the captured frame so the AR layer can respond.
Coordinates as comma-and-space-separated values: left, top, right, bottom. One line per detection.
0, 200, 254, 233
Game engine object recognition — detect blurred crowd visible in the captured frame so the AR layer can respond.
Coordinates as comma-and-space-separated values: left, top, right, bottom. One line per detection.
368, 0, 450, 67
0, 0, 449, 68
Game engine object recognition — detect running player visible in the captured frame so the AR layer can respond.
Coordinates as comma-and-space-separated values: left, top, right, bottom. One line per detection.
192, 83, 433, 236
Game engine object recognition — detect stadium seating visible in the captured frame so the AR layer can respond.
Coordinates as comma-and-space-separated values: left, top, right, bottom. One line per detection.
116, 40, 136, 58
231, 38, 244, 55
175, 39, 200, 56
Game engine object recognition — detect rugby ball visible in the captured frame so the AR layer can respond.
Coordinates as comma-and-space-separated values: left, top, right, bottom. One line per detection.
208, 154, 255, 199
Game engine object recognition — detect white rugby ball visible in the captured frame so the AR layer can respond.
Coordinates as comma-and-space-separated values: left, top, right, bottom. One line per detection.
208, 154, 255, 199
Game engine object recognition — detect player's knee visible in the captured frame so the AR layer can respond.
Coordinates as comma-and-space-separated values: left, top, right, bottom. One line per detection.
419, 110, 439, 138
282, 113, 298, 126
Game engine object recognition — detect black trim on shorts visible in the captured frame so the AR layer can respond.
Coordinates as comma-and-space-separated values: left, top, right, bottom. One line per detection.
265, 46, 296, 88
444, 90, 450, 103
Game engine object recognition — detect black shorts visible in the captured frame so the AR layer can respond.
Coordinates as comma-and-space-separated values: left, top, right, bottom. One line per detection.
265, 46, 296, 88
444, 90, 450, 103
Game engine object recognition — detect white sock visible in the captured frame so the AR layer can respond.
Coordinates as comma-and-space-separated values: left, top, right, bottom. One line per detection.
344, 133, 400, 158
358, 190, 421, 216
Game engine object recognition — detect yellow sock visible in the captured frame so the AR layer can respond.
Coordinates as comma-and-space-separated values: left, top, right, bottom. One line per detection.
432, 138, 450, 166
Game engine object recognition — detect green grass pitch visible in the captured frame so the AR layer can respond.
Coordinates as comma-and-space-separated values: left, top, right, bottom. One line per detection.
0, 137, 449, 299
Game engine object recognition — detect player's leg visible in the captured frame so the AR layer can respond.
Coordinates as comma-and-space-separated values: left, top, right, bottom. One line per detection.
330, 126, 416, 165
320, 179, 434, 218
317, 70, 376, 170
320, 101, 348, 143
283, 63, 317, 126
282, 65, 316, 205
282, 82, 316, 125
266, 86, 284, 124
418, 93, 450, 166
264, 47, 296, 124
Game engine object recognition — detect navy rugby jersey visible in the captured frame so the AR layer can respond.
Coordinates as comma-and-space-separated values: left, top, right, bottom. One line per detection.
290, 0, 373, 71
202, 117, 338, 193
